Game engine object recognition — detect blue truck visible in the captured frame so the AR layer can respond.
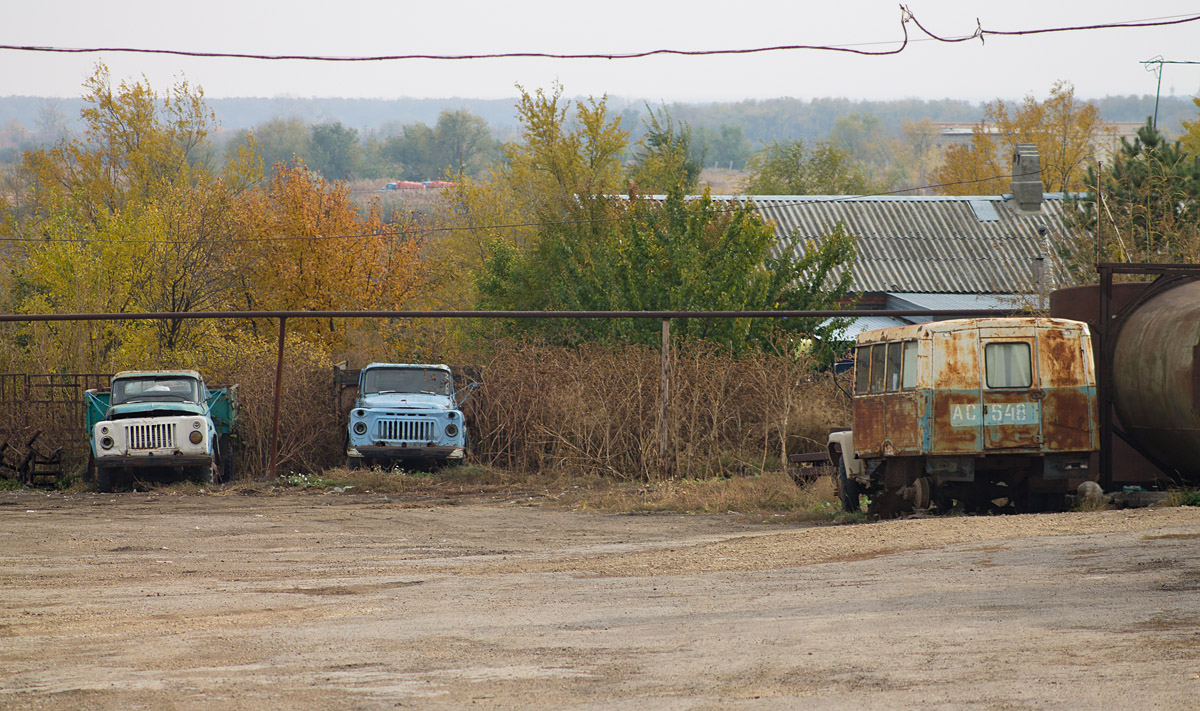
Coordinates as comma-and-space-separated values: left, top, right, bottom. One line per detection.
85, 370, 237, 492
345, 363, 469, 469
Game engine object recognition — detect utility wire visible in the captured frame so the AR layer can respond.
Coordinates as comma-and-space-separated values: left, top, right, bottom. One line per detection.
0, 170, 1042, 246
0, 9, 1197, 62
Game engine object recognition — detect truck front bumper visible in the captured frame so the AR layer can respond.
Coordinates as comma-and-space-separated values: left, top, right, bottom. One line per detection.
347, 446, 464, 462
95, 454, 213, 470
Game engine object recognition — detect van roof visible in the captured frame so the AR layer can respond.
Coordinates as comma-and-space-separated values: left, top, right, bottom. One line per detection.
855, 317, 1090, 345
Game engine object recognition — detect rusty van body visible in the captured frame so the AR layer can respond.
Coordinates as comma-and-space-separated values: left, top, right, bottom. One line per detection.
827, 317, 1098, 516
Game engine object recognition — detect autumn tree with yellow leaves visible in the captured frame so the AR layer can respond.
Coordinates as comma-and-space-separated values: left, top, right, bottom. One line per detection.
932, 81, 1110, 195
0, 65, 425, 371
231, 163, 424, 348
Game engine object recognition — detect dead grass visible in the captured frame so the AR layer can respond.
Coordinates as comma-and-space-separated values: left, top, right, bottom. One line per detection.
133, 466, 847, 520
552, 471, 841, 519
464, 340, 850, 482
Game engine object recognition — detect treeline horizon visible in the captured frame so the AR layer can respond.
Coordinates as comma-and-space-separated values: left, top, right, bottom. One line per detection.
2, 91, 1194, 146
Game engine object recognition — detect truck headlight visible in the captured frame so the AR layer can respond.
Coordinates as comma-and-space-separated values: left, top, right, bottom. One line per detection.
445, 423, 459, 438
353, 421, 368, 435
100, 436, 114, 450
189, 430, 203, 444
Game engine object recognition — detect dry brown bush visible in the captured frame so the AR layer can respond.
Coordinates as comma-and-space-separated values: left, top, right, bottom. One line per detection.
1, 333, 850, 486
463, 339, 849, 481
205, 340, 342, 478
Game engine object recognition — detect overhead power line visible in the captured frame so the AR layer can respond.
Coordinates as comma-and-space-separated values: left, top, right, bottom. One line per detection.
0, 9, 1197, 62
0, 170, 1041, 246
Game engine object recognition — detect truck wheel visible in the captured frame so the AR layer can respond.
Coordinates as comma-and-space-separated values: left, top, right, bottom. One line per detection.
97, 467, 114, 493
837, 459, 860, 513
345, 457, 362, 471
218, 434, 235, 483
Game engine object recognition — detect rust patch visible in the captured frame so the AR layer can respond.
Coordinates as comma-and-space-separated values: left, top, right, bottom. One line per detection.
1042, 387, 1096, 452
853, 398, 886, 456
884, 392, 923, 455
1040, 328, 1079, 387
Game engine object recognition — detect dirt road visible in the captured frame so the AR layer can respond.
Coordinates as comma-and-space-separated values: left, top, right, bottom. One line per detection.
2, 491, 1200, 709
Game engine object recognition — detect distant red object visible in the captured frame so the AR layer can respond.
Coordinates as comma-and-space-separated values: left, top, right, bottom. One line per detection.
423, 181, 455, 189
394, 181, 426, 190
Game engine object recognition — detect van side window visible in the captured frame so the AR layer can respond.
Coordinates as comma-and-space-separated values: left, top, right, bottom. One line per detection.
901, 341, 918, 389
854, 346, 871, 395
869, 344, 887, 394
985, 342, 1033, 388
885, 342, 903, 392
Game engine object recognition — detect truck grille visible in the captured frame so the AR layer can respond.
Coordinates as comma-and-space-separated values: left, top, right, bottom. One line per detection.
377, 418, 435, 442
125, 422, 176, 450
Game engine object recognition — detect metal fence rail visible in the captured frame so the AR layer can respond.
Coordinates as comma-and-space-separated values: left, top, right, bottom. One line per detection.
0, 373, 110, 435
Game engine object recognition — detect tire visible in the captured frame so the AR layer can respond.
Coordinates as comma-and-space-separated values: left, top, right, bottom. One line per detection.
218, 434, 234, 483
345, 457, 362, 470
837, 458, 860, 513
97, 466, 114, 493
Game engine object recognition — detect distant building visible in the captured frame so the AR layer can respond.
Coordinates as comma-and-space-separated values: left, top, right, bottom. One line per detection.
930, 122, 1003, 149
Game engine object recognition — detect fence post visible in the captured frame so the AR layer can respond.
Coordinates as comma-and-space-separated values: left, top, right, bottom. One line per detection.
269, 317, 287, 480
660, 317, 670, 475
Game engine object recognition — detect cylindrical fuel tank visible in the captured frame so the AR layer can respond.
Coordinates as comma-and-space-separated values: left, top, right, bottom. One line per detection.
1111, 280, 1200, 477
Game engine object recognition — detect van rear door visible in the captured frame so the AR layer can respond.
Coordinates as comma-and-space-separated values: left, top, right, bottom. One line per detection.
979, 324, 1042, 450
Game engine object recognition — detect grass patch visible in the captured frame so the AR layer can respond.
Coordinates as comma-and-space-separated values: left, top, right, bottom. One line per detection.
1167, 490, 1200, 507
1072, 496, 1112, 513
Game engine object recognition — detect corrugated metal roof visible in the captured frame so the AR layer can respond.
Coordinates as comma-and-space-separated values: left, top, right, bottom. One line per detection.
830, 315, 916, 340
884, 293, 1021, 323
885, 292, 1020, 310
739, 194, 1075, 294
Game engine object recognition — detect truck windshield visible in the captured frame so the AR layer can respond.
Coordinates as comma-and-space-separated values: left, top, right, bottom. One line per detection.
362, 368, 452, 395
112, 377, 200, 404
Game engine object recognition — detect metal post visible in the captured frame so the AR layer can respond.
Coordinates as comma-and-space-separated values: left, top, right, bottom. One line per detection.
660, 318, 670, 474
1098, 266, 1113, 490
269, 317, 287, 480
1095, 161, 1103, 264
1152, 61, 1163, 131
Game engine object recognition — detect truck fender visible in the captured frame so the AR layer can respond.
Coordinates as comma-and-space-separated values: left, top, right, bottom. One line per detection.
827, 430, 866, 479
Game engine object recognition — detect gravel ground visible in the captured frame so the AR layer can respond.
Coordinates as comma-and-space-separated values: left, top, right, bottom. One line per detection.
2, 490, 1199, 709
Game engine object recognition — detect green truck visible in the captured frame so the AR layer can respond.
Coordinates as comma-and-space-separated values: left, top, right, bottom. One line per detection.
85, 370, 237, 492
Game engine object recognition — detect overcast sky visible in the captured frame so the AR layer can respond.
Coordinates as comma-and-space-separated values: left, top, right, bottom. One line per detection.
2, 1, 1198, 103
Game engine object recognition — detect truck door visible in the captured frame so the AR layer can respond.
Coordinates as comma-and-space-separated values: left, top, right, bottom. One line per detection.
931, 328, 983, 454
979, 325, 1043, 450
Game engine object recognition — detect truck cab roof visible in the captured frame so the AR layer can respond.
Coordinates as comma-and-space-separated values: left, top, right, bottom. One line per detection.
361, 363, 451, 373
113, 369, 203, 382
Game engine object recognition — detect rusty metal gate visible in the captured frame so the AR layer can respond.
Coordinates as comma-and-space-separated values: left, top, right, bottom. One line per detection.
0, 373, 111, 436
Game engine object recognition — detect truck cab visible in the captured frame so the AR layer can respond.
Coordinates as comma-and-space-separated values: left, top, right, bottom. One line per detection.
86, 370, 236, 492
345, 363, 468, 469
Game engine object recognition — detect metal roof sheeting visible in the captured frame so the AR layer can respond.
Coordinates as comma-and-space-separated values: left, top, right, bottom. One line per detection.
832, 315, 915, 339
740, 194, 1074, 294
